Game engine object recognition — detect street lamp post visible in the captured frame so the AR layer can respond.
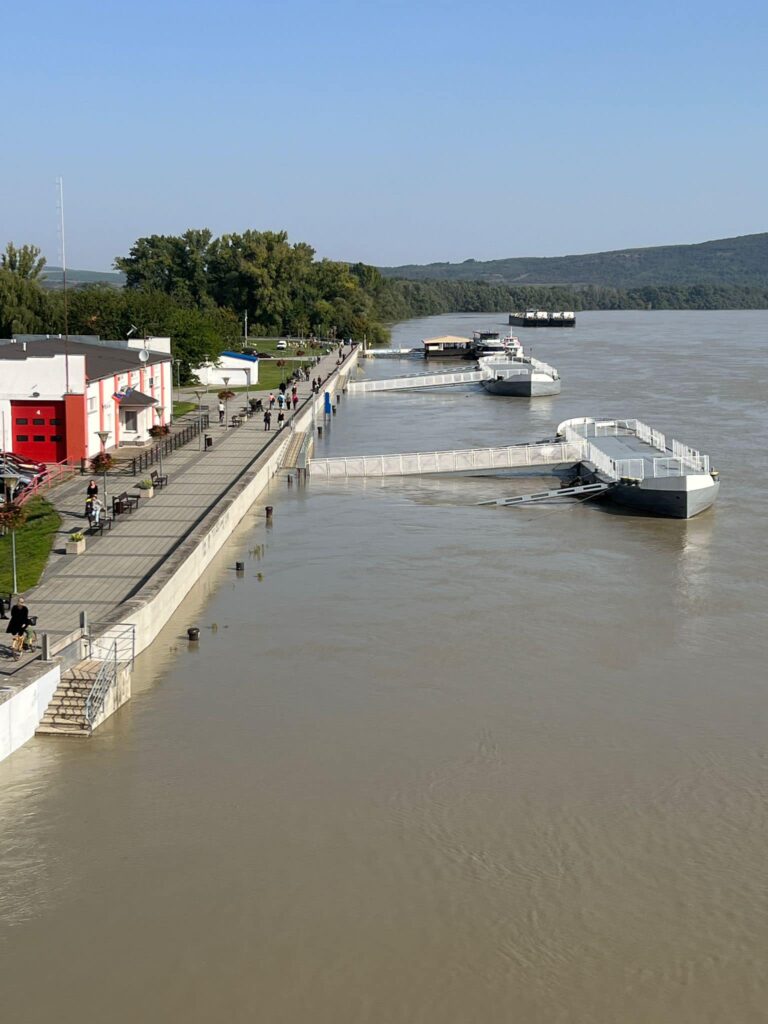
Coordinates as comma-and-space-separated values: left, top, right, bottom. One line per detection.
173, 359, 181, 410
222, 376, 230, 427
95, 430, 111, 512
1, 474, 19, 595
194, 390, 205, 450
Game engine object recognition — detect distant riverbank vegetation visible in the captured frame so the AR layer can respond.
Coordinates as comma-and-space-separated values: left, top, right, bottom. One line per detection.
2, 234, 767, 375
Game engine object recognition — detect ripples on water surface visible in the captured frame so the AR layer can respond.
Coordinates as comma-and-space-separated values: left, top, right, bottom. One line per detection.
1, 312, 767, 1023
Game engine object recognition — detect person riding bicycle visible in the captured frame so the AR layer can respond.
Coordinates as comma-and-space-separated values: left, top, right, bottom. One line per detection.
6, 597, 30, 659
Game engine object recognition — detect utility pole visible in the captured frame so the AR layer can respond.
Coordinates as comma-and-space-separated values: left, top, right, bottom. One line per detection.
56, 177, 70, 393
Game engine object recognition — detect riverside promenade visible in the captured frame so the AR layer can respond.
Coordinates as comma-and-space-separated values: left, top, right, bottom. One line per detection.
1, 344, 357, 680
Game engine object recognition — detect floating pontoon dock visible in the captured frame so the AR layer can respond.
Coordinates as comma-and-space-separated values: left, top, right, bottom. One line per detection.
308, 417, 718, 519
348, 354, 561, 398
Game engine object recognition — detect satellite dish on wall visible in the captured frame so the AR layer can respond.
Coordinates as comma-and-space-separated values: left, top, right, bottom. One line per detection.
138, 349, 149, 363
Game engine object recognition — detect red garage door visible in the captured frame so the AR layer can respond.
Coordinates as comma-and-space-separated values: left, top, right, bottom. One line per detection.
11, 401, 67, 463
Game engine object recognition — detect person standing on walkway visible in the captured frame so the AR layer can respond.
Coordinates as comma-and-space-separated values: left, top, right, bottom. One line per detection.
277, 393, 285, 411
268, 392, 275, 409
277, 409, 285, 429
90, 496, 103, 525
6, 598, 30, 660
279, 381, 287, 395
87, 479, 98, 501
218, 401, 225, 424
292, 392, 299, 412
263, 410, 272, 430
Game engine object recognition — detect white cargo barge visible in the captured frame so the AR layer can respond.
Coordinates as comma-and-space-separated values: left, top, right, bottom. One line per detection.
509, 309, 576, 328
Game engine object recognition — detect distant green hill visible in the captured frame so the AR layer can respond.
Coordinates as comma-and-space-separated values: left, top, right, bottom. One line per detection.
381, 232, 768, 288
41, 267, 125, 289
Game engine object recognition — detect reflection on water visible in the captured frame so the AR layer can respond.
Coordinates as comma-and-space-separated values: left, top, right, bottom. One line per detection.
0, 312, 767, 1024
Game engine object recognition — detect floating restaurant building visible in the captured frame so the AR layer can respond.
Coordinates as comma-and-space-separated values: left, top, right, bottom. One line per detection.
422, 335, 474, 358
0, 335, 172, 463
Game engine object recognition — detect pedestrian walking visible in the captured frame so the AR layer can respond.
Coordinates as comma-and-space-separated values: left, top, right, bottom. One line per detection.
292, 392, 299, 411
277, 393, 285, 410
6, 597, 30, 660
263, 410, 272, 430
268, 392, 275, 409
218, 400, 225, 424
277, 410, 285, 428
279, 381, 287, 395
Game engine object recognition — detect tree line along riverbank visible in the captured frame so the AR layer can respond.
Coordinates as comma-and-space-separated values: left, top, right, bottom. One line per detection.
3, 233, 767, 381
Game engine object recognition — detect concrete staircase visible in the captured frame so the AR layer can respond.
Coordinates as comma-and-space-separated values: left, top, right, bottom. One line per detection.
35, 660, 100, 737
281, 431, 307, 469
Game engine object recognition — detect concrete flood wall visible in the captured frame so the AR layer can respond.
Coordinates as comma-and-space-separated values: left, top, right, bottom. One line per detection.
116, 350, 358, 658
0, 665, 60, 762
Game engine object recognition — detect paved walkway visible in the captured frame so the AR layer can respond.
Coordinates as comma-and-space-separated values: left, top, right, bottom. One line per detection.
1, 345, 355, 675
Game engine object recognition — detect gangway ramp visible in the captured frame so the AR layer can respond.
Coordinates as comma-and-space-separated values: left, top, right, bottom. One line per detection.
309, 440, 581, 478
478, 482, 613, 507
347, 368, 484, 393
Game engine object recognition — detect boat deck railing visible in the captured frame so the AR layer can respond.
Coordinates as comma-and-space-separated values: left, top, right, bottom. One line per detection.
563, 419, 711, 480
479, 354, 559, 380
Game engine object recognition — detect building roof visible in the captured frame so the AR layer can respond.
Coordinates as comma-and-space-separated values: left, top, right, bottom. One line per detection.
221, 351, 259, 363
422, 335, 472, 347
0, 338, 168, 381
118, 389, 157, 409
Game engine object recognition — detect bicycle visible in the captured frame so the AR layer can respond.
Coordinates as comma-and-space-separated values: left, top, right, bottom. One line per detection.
10, 617, 38, 661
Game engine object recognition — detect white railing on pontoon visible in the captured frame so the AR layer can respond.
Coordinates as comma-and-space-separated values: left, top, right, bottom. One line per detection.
562, 422, 710, 481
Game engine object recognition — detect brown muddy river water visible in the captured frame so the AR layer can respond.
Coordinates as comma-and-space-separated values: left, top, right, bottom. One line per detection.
1, 311, 767, 1023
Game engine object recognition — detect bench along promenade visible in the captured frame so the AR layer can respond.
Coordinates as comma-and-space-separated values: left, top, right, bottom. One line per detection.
0, 345, 359, 759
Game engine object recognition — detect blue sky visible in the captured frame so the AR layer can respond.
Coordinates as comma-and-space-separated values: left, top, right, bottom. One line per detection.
3, 0, 766, 269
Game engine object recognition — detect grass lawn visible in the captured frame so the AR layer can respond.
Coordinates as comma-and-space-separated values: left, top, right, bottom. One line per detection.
173, 400, 197, 418
0, 497, 61, 594
216, 361, 314, 393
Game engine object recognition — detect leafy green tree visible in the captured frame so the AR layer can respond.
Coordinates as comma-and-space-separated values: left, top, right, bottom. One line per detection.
0, 268, 51, 335
1, 242, 47, 280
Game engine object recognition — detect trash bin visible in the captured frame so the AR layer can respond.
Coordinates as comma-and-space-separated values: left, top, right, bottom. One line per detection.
204, 434, 213, 450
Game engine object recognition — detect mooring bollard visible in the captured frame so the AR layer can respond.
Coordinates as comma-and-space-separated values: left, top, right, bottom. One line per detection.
317, 425, 323, 436
287, 475, 293, 487
265, 506, 273, 520
235, 561, 245, 573
41, 633, 51, 662
187, 627, 200, 642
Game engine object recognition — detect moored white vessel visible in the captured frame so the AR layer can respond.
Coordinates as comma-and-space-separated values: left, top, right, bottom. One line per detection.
557, 417, 719, 518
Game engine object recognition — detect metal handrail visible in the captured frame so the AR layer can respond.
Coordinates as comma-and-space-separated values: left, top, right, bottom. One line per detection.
130, 414, 210, 475
84, 623, 136, 726
84, 641, 118, 726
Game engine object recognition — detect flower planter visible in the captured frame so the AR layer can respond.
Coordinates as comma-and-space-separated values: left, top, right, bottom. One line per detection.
66, 538, 86, 556
138, 486, 155, 499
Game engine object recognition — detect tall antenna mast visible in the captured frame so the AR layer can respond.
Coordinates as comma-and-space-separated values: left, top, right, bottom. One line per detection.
56, 176, 70, 391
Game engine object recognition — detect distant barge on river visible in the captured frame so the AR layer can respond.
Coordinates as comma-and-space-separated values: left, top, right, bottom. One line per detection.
509, 309, 576, 328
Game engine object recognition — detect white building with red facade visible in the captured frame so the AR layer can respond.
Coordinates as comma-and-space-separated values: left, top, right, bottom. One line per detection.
0, 335, 173, 465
